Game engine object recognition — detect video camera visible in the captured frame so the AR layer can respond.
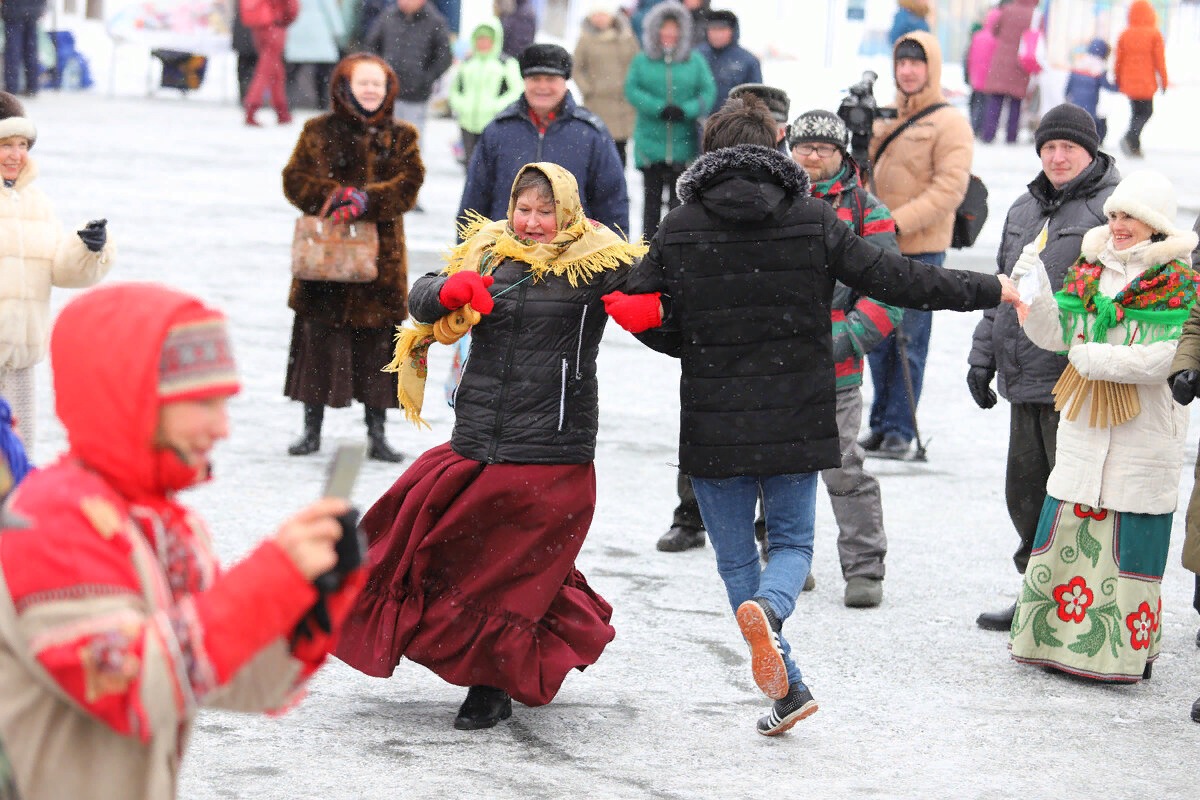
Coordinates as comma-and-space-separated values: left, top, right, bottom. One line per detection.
837, 71, 897, 182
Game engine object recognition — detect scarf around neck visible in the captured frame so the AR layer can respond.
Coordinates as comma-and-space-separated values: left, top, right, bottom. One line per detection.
386, 162, 647, 427
1056, 246, 1199, 347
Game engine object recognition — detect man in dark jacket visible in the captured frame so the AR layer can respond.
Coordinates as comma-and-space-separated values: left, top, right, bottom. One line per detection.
603, 96, 1015, 736
2, 0, 47, 96
698, 10, 761, 115
969, 104, 1120, 632
366, 0, 453, 139
457, 44, 629, 236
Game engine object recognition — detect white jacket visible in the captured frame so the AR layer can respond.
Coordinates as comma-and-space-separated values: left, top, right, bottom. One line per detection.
1022, 224, 1199, 514
0, 159, 115, 371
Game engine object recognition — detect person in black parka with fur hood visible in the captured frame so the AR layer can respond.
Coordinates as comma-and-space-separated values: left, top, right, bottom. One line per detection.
282, 53, 425, 461
605, 96, 1016, 736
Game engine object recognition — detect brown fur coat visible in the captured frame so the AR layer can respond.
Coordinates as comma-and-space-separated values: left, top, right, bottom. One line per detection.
282, 54, 425, 329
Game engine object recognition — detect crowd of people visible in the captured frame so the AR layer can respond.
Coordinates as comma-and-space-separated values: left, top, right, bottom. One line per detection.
964, 0, 1168, 156
1, 0, 1200, 795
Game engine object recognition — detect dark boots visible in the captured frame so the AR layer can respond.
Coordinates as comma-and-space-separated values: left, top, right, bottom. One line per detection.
454, 685, 512, 730
365, 406, 405, 463
288, 404, 323, 455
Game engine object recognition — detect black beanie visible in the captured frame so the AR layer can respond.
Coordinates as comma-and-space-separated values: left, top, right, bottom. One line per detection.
894, 38, 926, 62
786, 109, 849, 153
518, 44, 572, 80
1035, 103, 1100, 158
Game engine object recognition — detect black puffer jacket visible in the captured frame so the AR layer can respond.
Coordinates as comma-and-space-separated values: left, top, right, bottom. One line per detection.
968, 153, 1120, 404
625, 144, 1002, 479
410, 261, 630, 464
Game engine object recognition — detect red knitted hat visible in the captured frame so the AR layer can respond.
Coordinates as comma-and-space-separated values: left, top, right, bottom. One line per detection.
158, 306, 240, 402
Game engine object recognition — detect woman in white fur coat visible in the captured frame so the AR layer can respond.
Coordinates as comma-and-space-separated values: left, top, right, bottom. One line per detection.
0, 91, 115, 451
1008, 169, 1199, 682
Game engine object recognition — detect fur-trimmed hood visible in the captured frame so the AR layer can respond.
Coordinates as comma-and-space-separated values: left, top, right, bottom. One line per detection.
641, 1, 694, 62
1080, 224, 1199, 268
677, 144, 811, 223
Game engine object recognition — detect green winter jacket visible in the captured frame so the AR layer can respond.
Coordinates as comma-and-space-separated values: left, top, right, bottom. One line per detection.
449, 19, 524, 135
624, 3, 715, 168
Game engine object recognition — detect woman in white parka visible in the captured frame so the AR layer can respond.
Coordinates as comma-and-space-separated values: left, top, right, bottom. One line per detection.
1010, 169, 1199, 682
0, 92, 115, 451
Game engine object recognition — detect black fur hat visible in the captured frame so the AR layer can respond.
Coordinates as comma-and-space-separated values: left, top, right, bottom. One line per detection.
729, 84, 790, 123
0, 91, 36, 148
518, 44, 572, 80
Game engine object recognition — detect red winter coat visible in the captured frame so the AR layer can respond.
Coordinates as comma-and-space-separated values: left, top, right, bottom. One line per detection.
1115, 0, 1167, 101
239, 0, 298, 29
981, 0, 1036, 99
0, 283, 360, 800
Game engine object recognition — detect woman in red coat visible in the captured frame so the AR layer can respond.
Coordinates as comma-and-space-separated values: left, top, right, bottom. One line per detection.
1115, 0, 1167, 157
979, 0, 1036, 144
240, 0, 299, 125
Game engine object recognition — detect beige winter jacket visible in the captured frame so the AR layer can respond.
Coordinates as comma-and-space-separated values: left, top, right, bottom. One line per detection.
869, 31, 973, 255
0, 159, 115, 371
1022, 225, 1199, 515
572, 15, 639, 142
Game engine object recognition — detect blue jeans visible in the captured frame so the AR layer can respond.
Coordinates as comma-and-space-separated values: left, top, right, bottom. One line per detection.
867, 251, 943, 443
690, 473, 818, 687
2, 20, 39, 94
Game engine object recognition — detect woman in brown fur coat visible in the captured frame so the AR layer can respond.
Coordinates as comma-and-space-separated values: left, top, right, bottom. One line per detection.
282, 52, 425, 461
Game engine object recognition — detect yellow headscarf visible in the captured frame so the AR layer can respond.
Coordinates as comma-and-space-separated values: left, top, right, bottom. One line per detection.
386, 163, 648, 428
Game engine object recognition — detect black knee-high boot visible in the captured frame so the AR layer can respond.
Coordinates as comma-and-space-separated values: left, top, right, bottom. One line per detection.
288, 403, 323, 456
365, 406, 404, 463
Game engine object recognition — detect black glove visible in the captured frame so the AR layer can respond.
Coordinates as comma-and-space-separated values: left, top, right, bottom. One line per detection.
659, 104, 686, 122
1170, 369, 1200, 406
967, 366, 997, 409
77, 219, 107, 252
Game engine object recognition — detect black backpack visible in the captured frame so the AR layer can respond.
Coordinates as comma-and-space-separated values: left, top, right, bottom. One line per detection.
871, 103, 988, 249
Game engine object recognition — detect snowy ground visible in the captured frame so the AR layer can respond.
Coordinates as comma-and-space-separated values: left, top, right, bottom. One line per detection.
20, 74, 1200, 798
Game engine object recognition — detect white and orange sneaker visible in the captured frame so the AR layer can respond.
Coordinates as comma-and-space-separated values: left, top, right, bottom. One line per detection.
735, 597, 789, 700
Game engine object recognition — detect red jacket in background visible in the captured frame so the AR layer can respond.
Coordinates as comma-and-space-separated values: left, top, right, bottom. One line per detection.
1115, 0, 1167, 101
239, 0, 298, 29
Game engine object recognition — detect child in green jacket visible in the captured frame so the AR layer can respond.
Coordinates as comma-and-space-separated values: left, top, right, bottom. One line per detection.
448, 18, 523, 168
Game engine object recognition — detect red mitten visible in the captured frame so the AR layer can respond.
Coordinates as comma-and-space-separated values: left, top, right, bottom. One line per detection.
439, 272, 496, 314
602, 291, 662, 333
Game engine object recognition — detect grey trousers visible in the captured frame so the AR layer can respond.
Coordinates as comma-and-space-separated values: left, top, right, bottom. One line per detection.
0, 366, 34, 455
821, 385, 887, 580
394, 99, 428, 143
1007, 402, 1059, 574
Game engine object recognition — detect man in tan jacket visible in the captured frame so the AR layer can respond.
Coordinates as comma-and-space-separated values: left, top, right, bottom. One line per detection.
860, 31, 973, 460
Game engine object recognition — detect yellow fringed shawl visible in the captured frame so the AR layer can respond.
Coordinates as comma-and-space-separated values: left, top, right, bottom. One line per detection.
384, 162, 648, 428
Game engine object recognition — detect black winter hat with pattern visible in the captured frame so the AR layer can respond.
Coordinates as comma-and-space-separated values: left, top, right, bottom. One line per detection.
518, 44, 572, 79
1035, 103, 1100, 158
787, 109, 849, 154
894, 38, 926, 62
0, 91, 36, 148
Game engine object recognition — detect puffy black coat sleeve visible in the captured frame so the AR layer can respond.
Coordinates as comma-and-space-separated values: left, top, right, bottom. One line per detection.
408, 272, 452, 323
822, 202, 1002, 312
623, 234, 683, 357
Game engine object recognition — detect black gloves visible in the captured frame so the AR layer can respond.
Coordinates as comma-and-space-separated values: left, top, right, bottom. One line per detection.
1170, 369, 1200, 406
77, 219, 107, 252
659, 104, 686, 122
967, 366, 997, 409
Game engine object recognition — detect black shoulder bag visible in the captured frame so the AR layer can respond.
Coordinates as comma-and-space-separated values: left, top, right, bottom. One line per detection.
871, 103, 988, 249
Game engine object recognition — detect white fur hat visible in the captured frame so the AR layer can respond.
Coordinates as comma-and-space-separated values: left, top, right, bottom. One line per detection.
1102, 169, 1180, 235
0, 91, 36, 147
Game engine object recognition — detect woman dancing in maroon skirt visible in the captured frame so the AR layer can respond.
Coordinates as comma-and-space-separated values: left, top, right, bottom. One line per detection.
335, 163, 647, 729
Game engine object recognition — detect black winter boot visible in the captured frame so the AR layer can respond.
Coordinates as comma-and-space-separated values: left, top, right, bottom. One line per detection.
365, 406, 405, 463
454, 685, 512, 730
287, 404, 323, 456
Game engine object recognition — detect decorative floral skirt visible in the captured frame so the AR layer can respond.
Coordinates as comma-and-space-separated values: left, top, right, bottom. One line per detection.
1009, 495, 1172, 682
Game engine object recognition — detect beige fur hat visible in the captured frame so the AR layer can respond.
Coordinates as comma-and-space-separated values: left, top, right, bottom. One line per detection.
0, 91, 36, 147
1103, 170, 1180, 236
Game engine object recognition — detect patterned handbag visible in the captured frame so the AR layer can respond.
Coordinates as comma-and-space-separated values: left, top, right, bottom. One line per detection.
291, 193, 379, 283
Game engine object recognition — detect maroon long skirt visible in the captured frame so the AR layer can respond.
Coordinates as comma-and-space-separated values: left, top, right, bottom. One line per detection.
334, 442, 615, 707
